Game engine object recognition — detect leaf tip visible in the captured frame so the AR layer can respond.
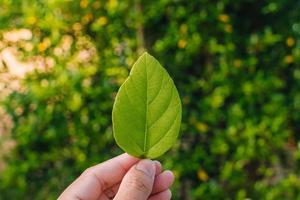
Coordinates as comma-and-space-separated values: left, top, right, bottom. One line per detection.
141, 51, 149, 56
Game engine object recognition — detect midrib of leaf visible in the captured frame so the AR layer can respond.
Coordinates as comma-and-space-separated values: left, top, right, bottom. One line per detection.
143, 54, 148, 153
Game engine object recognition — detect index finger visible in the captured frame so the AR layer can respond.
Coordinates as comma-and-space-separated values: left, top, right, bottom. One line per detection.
58, 153, 140, 200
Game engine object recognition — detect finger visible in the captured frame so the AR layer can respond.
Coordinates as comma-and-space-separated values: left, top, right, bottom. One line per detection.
154, 160, 162, 175
58, 153, 139, 200
149, 189, 172, 200
99, 184, 120, 200
98, 160, 161, 200
152, 170, 174, 194
114, 159, 156, 200
86, 153, 140, 188
98, 161, 161, 200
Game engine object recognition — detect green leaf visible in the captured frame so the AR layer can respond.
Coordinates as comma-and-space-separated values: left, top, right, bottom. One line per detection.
112, 52, 182, 159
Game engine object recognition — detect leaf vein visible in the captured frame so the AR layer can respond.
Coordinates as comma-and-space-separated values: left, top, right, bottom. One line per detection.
148, 109, 180, 152
148, 101, 180, 130
124, 83, 143, 117
148, 87, 174, 129
149, 73, 165, 105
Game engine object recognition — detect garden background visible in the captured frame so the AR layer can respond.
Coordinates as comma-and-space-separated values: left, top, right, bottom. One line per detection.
1, 0, 300, 199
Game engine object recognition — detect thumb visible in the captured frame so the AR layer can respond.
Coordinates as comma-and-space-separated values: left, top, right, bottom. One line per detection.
114, 159, 156, 200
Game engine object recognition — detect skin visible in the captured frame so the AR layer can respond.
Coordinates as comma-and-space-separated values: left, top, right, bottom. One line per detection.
58, 153, 174, 200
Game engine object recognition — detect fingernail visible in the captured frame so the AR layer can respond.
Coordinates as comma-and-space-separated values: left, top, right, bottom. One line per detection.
136, 159, 155, 177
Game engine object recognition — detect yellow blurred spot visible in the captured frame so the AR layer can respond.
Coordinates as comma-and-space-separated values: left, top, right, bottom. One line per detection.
225, 24, 232, 33
286, 37, 295, 47
38, 38, 51, 52
38, 43, 46, 52
68, 93, 82, 111
211, 94, 224, 108
62, 35, 73, 51
93, 1, 101, 9
233, 59, 242, 68
218, 14, 229, 23
197, 169, 209, 182
54, 47, 63, 56
284, 55, 294, 64
82, 13, 93, 24
43, 37, 51, 48
182, 95, 190, 105
41, 79, 49, 87
108, 0, 118, 10
24, 43, 33, 51
82, 78, 91, 88
195, 122, 208, 133
178, 39, 187, 49
288, 174, 298, 184
27, 16, 37, 25
80, 0, 89, 8
97, 16, 108, 26
73, 23, 82, 31
180, 24, 188, 34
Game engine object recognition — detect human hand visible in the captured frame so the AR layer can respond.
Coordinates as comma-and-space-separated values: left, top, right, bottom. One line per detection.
58, 153, 174, 200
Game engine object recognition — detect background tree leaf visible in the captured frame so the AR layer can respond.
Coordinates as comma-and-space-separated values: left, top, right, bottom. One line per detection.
112, 52, 182, 159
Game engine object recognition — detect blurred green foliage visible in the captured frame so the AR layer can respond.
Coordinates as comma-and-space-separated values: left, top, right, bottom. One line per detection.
1, 0, 300, 199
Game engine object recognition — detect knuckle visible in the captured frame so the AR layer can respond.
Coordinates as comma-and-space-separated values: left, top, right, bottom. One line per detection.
104, 188, 115, 198
128, 176, 151, 193
82, 167, 95, 177
81, 167, 109, 190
